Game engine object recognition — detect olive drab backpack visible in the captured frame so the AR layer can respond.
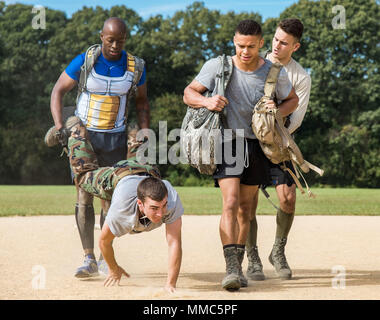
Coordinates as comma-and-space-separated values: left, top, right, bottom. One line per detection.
251, 62, 324, 197
180, 54, 233, 175
75, 44, 145, 122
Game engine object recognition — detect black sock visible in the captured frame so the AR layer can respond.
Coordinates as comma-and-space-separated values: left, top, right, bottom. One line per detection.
223, 244, 237, 250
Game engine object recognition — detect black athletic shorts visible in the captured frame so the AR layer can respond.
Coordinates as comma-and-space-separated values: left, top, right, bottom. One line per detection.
267, 159, 296, 187
88, 130, 127, 167
213, 138, 270, 186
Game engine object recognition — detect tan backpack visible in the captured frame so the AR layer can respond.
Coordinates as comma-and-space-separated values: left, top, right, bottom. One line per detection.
251, 63, 324, 197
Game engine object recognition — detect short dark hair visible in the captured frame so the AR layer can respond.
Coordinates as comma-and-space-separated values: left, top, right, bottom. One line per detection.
137, 177, 168, 202
235, 19, 262, 37
278, 18, 304, 42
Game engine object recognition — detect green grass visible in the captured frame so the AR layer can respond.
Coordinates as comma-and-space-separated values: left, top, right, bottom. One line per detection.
0, 186, 379, 217
176, 186, 380, 215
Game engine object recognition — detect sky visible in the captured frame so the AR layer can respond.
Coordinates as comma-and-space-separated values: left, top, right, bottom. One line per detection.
4, 0, 298, 20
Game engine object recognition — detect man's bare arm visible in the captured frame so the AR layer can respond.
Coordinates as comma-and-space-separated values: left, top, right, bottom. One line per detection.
264, 87, 299, 118
50, 71, 77, 130
165, 217, 182, 292
99, 222, 129, 286
135, 83, 150, 129
183, 80, 228, 112
277, 87, 299, 117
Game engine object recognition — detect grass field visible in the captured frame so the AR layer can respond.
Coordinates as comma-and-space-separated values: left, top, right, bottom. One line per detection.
0, 185, 379, 216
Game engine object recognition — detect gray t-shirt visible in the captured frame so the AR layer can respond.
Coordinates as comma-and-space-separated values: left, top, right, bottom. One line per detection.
105, 175, 184, 237
195, 57, 292, 139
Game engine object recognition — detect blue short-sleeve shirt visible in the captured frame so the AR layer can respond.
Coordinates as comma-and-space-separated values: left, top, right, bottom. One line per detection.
65, 50, 146, 85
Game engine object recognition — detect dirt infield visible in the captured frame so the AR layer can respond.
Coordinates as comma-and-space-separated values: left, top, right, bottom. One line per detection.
1, 215, 380, 300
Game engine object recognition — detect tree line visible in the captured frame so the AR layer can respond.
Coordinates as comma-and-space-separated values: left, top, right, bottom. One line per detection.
0, 0, 379, 187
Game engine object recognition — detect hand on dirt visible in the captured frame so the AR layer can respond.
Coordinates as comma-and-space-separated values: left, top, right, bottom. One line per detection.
164, 284, 176, 293
103, 265, 130, 287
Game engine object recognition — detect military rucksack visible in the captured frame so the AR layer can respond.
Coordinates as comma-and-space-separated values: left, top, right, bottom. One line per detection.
251, 62, 324, 197
180, 54, 232, 175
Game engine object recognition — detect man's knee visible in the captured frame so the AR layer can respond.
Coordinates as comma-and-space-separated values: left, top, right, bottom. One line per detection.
222, 195, 239, 216
280, 202, 295, 214
276, 184, 296, 213
238, 200, 253, 219
279, 189, 296, 213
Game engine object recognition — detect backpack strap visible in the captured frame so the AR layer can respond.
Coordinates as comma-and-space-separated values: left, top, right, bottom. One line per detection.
274, 109, 324, 176
215, 54, 233, 128
259, 49, 271, 59
76, 44, 102, 105
264, 62, 282, 99
222, 55, 233, 93
127, 53, 145, 95
124, 53, 145, 126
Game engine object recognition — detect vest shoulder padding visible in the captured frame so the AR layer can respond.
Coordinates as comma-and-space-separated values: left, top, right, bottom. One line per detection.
127, 53, 145, 85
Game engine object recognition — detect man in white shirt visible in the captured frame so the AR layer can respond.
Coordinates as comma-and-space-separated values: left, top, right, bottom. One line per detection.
183, 19, 298, 291
246, 18, 311, 281
64, 116, 183, 293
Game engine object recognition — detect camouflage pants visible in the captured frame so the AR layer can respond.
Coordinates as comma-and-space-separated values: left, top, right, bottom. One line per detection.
68, 119, 160, 201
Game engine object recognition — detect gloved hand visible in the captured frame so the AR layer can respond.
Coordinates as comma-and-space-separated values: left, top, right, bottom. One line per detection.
57, 128, 69, 148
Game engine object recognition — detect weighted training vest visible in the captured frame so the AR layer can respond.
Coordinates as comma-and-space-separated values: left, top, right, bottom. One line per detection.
75, 44, 145, 132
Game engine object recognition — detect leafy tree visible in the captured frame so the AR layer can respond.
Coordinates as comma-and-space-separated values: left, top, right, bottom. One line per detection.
271, 0, 380, 187
0, 0, 378, 187
0, 2, 67, 125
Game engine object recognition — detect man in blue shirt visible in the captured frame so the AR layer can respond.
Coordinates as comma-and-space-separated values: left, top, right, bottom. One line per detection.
45, 17, 150, 278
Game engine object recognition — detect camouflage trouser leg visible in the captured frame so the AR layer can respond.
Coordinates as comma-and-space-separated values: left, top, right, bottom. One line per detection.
68, 119, 161, 201
68, 120, 117, 201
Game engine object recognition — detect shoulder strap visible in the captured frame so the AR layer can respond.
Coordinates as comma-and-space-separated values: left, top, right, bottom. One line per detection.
264, 62, 282, 99
127, 52, 136, 73
259, 50, 271, 59
124, 53, 145, 126
218, 54, 233, 122
222, 55, 233, 93
76, 44, 102, 105
128, 53, 145, 89
125, 53, 145, 102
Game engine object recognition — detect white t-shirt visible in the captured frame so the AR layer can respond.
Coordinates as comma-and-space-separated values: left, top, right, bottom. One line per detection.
266, 54, 311, 134
284, 58, 311, 133
105, 175, 184, 237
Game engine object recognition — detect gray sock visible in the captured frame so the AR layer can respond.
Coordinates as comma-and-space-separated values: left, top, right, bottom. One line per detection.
246, 216, 258, 250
